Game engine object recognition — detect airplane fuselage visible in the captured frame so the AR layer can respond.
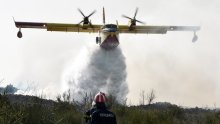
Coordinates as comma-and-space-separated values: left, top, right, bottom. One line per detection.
98, 24, 119, 50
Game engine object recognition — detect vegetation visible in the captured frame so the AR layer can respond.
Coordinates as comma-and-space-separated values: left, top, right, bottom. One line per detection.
0, 84, 18, 95
0, 94, 220, 124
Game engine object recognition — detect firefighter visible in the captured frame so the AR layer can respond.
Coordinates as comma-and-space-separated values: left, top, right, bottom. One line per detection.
90, 92, 117, 124
84, 92, 108, 123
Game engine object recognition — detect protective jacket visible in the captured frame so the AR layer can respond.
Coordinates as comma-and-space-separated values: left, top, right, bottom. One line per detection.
91, 109, 117, 124
85, 107, 97, 123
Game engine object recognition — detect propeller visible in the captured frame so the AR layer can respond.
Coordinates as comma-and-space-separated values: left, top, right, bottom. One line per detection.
78, 8, 96, 25
122, 8, 145, 25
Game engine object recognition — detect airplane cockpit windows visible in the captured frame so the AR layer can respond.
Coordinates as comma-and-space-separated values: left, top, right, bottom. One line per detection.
102, 24, 118, 32
102, 24, 117, 29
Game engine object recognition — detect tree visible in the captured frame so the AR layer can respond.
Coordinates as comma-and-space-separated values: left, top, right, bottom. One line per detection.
139, 90, 146, 105
147, 89, 156, 105
4, 84, 18, 94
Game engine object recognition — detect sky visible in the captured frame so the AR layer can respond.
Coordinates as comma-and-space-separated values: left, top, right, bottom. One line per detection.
0, 0, 220, 107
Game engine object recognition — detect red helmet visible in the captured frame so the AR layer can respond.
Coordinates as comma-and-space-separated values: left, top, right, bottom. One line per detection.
94, 92, 107, 103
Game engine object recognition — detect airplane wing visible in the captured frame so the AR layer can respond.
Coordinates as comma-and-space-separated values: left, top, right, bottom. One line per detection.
118, 25, 200, 34
15, 21, 102, 33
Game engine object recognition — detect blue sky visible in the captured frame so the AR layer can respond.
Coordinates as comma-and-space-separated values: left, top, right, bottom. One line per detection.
0, 0, 220, 107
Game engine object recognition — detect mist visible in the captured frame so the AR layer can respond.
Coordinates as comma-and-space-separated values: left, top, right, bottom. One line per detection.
62, 46, 128, 102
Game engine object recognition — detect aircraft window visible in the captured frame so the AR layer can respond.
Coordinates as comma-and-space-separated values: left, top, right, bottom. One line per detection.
103, 24, 117, 29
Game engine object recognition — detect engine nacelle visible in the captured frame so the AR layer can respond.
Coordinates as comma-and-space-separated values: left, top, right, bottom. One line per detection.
17, 30, 22, 38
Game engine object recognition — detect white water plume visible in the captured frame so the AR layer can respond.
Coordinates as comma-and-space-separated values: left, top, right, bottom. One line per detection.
62, 46, 128, 103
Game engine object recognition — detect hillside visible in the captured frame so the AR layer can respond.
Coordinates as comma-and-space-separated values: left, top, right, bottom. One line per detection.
0, 94, 220, 124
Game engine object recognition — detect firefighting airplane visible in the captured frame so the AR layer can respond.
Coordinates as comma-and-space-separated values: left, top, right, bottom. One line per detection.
14, 8, 200, 50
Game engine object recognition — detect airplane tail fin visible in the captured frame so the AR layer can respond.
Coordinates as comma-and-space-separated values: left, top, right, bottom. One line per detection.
103, 7, 105, 24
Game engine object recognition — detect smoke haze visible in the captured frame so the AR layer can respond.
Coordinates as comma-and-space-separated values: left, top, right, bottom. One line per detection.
1, 0, 220, 107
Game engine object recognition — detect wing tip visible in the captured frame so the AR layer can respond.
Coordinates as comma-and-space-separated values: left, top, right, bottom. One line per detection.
13, 17, 20, 28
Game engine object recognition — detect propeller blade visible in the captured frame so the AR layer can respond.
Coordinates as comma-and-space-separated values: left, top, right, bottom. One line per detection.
134, 8, 138, 19
88, 10, 96, 18
78, 8, 86, 17
122, 15, 133, 20
78, 20, 84, 25
135, 19, 145, 24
